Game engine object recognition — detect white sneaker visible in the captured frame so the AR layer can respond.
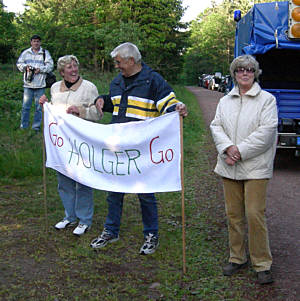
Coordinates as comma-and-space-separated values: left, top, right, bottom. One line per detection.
73, 223, 90, 236
54, 219, 77, 230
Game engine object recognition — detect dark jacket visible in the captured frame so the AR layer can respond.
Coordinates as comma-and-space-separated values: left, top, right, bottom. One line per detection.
102, 62, 181, 124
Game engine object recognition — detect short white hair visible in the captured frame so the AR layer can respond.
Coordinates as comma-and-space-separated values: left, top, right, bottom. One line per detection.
57, 55, 79, 73
110, 42, 142, 63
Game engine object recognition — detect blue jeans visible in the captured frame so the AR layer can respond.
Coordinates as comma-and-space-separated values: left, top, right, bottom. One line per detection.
20, 87, 45, 130
57, 172, 94, 226
104, 192, 158, 237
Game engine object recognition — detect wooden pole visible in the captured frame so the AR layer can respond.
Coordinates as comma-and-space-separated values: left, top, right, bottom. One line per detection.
180, 116, 186, 274
42, 108, 48, 231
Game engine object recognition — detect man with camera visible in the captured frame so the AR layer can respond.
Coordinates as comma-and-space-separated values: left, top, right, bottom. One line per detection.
17, 34, 54, 132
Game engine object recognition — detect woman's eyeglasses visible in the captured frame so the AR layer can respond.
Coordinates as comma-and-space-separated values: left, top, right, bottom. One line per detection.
235, 67, 255, 74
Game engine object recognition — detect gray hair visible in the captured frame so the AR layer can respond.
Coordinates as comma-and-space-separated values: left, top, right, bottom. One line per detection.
110, 42, 142, 63
57, 55, 79, 73
230, 55, 261, 86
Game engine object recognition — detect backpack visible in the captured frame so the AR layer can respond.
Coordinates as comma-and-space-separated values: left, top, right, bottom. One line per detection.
43, 49, 56, 88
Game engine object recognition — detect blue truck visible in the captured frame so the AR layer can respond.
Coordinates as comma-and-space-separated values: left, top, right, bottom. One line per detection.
234, 1, 300, 154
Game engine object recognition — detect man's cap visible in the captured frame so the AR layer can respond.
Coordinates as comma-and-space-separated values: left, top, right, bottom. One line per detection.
30, 34, 41, 41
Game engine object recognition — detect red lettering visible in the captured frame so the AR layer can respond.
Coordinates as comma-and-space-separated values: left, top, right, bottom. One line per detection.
49, 122, 64, 147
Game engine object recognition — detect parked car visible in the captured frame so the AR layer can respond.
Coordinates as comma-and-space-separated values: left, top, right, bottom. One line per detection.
202, 75, 213, 89
208, 72, 222, 90
218, 75, 232, 93
198, 74, 208, 87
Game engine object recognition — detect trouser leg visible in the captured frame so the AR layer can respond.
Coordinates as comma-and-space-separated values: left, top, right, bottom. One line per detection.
75, 182, 94, 226
223, 178, 247, 264
32, 88, 44, 131
104, 192, 124, 237
138, 193, 158, 237
244, 179, 272, 272
57, 172, 77, 222
20, 88, 33, 129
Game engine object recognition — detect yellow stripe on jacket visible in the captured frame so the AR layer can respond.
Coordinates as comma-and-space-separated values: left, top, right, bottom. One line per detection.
156, 92, 180, 114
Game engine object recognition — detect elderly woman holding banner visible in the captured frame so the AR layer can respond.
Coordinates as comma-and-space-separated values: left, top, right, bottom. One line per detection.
210, 55, 278, 284
39, 55, 101, 236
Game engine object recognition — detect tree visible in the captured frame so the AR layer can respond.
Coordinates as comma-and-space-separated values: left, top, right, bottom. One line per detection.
14, 0, 188, 81
0, 1, 17, 63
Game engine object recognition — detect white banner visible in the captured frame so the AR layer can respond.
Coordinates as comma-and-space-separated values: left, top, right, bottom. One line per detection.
43, 103, 182, 193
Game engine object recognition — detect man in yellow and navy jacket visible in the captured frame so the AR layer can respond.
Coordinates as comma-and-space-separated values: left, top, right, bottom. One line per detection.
90, 42, 187, 255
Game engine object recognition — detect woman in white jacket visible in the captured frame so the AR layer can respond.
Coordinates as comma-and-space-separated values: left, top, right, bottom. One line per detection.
210, 55, 278, 284
40, 55, 101, 236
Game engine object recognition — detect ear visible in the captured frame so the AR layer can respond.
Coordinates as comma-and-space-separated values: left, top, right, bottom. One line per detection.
129, 57, 135, 65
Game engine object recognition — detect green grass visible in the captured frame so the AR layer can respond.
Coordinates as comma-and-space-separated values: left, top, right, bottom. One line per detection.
0, 66, 278, 300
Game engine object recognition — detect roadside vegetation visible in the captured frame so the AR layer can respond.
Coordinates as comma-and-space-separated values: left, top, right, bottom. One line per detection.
0, 66, 279, 300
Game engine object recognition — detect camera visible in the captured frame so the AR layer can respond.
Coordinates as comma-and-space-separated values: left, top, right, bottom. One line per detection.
25, 66, 36, 82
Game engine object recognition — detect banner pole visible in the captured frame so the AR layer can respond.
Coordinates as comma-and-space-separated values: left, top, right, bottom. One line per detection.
42, 107, 48, 231
180, 115, 186, 274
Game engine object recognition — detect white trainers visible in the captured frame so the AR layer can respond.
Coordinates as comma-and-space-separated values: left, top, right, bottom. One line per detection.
54, 219, 77, 230
73, 223, 90, 236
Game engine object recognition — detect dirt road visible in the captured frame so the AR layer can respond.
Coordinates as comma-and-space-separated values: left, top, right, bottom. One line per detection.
187, 86, 300, 300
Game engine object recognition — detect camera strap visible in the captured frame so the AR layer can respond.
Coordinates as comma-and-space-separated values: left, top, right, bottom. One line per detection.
42, 49, 46, 65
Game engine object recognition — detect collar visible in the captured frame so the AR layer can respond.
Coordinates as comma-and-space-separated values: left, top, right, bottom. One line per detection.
115, 62, 152, 85
30, 47, 43, 55
228, 82, 261, 97
60, 77, 83, 92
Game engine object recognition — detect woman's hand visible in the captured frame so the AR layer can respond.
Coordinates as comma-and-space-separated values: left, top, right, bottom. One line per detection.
225, 156, 236, 166
95, 97, 104, 115
39, 94, 48, 106
226, 145, 241, 162
66, 105, 80, 116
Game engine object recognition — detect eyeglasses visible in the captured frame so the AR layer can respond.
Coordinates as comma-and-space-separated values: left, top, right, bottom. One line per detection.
235, 67, 255, 74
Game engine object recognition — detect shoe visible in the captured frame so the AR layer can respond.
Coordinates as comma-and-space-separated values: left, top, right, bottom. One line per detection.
54, 219, 77, 230
73, 223, 90, 236
257, 270, 274, 284
139, 233, 159, 255
223, 262, 247, 276
90, 228, 119, 249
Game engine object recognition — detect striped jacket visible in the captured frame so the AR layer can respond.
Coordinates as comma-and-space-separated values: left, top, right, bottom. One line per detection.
16, 47, 54, 89
102, 62, 181, 123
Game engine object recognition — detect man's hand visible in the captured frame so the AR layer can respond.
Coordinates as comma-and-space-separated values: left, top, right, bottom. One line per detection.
67, 105, 80, 116
95, 97, 104, 115
34, 68, 40, 74
175, 103, 188, 117
39, 94, 48, 106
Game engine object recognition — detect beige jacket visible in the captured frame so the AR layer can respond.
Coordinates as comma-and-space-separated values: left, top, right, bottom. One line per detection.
50, 78, 101, 121
210, 82, 278, 180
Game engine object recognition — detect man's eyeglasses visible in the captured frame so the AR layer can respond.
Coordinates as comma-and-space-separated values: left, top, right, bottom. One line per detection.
235, 67, 255, 74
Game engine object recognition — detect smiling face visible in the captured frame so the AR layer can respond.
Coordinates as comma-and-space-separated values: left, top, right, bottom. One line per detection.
113, 55, 136, 77
61, 59, 79, 83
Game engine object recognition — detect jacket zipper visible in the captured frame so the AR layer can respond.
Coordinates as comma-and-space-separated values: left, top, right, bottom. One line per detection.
234, 95, 242, 179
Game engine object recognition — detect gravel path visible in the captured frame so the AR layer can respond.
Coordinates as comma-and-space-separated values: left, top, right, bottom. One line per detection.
187, 86, 300, 300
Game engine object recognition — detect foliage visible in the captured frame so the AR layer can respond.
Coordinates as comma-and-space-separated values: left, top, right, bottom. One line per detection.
0, 2, 17, 63
13, 0, 188, 81
2, 0, 288, 84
